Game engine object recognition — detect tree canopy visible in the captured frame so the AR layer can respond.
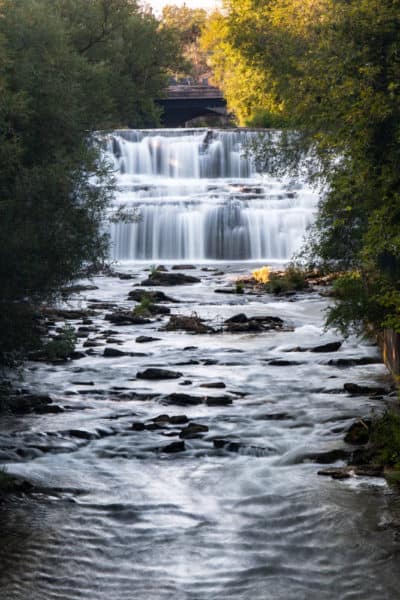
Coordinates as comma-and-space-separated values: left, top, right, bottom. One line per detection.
0, 0, 181, 361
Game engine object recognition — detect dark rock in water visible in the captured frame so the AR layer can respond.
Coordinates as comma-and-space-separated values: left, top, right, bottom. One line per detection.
161, 441, 186, 453
344, 419, 371, 445
170, 415, 189, 425
131, 421, 146, 431
135, 336, 161, 344
200, 382, 226, 389
344, 383, 387, 396
128, 289, 179, 303
35, 404, 64, 414
327, 357, 381, 367
305, 448, 351, 464
155, 265, 168, 272
105, 311, 152, 326
163, 393, 203, 405
68, 429, 97, 440
137, 368, 182, 380
213, 439, 241, 452
310, 341, 342, 353
206, 396, 233, 406
144, 304, 171, 316
4, 393, 53, 415
103, 347, 129, 357
179, 423, 209, 439
151, 414, 170, 425
202, 359, 219, 366
214, 288, 237, 294
224, 313, 287, 333
141, 272, 200, 286
175, 359, 200, 366
172, 264, 196, 270
268, 359, 302, 366
83, 339, 103, 348
162, 314, 215, 334
70, 351, 87, 360
225, 313, 248, 324
179, 380, 193, 386
117, 273, 135, 280
318, 465, 384, 479
184, 346, 198, 351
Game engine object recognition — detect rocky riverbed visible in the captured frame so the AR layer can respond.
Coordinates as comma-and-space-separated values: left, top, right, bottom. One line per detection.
1, 263, 400, 600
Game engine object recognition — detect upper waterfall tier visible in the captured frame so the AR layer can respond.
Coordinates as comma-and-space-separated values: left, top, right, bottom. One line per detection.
106, 129, 318, 262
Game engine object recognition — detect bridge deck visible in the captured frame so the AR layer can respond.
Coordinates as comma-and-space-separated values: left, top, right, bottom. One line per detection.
163, 85, 224, 100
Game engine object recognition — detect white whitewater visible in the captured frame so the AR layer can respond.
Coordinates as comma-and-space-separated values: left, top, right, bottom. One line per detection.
107, 129, 317, 261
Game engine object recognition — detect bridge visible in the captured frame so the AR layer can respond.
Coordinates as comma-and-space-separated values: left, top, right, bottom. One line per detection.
157, 85, 227, 127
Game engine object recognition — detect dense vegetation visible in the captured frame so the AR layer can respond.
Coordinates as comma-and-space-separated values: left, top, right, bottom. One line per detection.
202, 0, 400, 336
0, 0, 180, 363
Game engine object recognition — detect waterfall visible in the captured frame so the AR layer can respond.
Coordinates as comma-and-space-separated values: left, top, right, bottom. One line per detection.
106, 129, 317, 262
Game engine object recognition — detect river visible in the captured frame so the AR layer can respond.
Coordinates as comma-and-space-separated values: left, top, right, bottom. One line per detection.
0, 129, 399, 599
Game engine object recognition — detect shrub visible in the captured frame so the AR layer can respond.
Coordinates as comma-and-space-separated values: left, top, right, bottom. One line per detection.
265, 266, 308, 294
42, 324, 76, 360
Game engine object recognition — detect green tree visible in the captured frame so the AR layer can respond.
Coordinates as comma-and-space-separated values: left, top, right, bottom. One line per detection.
0, 0, 181, 362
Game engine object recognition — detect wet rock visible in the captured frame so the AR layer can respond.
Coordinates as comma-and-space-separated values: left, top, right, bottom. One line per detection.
213, 439, 241, 452
68, 429, 97, 440
327, 357, 381, 367
305, 448, 351, 464
70, 351, 87, 360
344, 383, 388, 396
83, 340, 103, 348
4, 394, 53, 415
206, 396, 233, 406
140, 304, 171, 316
128, 290, 179, 303
224, 314, 287, 333
344, 419, 371, 445
267, 359, 303, 366
175, 359, 200, 366
117, 273, 135, 280
162, 314, 216, 334
202, 359, 219, 366
318, 465, 384, 479
137, 368, 182, 380
179, 380, 193, 386
184, 346, 198, 351
170, 415, 189, 425
103, 347, 129, 357
105, 310, 152, 326
61, 284, 99, 294
179, 423, 209, 439
214, 288, 237, 294
135, 336, 161, 344
161, 441, 186, 453
200, 382, 226, 389
42, 308, 96, 320
141, 272, 200, 286
163, 393, 203, 405
310, 341, 342, 352
151, 414, 170, 425
35, 404, 64, 414
171, 264, 196, 270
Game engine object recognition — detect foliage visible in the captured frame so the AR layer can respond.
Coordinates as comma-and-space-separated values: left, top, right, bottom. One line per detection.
235, 280, 245, 294
133, 294, 154, 317
369, 411, 400, 470
202, 0, 400, 334
161, 4, 208, 81
265, 266, 308, 295
42, 325, 77, 361
0, 0, 181, 362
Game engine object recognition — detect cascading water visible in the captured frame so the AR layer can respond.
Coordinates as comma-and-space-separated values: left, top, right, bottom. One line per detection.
106, 129, 317, 262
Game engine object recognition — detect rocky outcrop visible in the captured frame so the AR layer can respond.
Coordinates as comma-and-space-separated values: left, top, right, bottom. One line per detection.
141, 272, 200, 286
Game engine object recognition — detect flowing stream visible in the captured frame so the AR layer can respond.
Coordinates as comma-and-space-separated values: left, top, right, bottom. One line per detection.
1, 129, 400, 599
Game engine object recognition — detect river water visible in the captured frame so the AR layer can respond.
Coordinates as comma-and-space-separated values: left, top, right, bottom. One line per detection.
0, 129, 400, 599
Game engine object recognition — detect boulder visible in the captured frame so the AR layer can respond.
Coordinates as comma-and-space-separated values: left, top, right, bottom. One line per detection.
141, 272, 200, 286
327, 357, 381, 367
105, 310, 152, 325
163, 393, 203, 405
135, 336, 161, 344
137, 368, 182, 380
171, 264, 196, 270
128, 289, 179, 303
161, 441, 186, 453
344, 419, 371, 445
200, 382, 226, 389
179, 423, 209, 439
162, 314, 215, 334
344, 383, 387, 396
103, 347, 129, 358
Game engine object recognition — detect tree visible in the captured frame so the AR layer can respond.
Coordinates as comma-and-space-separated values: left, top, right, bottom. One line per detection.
0, 0, 181, 361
